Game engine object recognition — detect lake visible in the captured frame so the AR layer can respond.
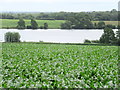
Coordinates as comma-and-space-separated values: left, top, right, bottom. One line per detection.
0, 29, 118, 43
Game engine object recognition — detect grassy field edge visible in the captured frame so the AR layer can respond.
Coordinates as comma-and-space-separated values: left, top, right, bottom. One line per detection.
0, 19, 118, 29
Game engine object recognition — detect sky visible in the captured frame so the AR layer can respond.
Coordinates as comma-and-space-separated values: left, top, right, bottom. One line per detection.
0, 0, 119, 12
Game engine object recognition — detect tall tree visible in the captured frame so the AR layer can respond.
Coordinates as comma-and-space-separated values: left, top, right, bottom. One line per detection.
17, 19, 25, 29
44, 23, 48, 29
31, 19, 38, 29
99, 27, 116, 44
5, 32, 20, 42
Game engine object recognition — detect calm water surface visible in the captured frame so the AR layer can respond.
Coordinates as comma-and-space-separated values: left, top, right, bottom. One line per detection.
0, 29, 118, 43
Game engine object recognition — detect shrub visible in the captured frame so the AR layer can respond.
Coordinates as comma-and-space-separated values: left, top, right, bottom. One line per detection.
105, 24, 116, 29
44, 23, 48, 29
27, 25, 32, 29
91, 40, 100, 43
40, 26, 44, 29
84, 39, 91, 43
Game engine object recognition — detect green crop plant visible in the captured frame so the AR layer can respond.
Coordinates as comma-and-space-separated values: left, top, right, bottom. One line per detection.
2, 43, 118, 88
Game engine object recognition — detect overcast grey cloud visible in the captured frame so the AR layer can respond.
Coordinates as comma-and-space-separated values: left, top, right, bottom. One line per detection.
0, 0, 119, 12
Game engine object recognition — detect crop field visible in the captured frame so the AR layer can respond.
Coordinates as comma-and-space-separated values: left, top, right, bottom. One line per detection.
0, 42, 2, 88
0, 19, 65, 29
0, 19, 118, 29
92, 21, 118, 26
2, 43, 118, 88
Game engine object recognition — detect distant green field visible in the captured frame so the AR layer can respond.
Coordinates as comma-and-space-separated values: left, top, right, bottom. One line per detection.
0, 19, 118, 29
0, 19, 65, 29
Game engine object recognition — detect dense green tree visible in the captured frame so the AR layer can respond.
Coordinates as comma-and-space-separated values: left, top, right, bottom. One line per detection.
99, 27, 116, 44
5, 32, 12, 42
97, 21, 105, 29
61, 14, 93, 29
105, 24, 116, 29
5, 32, 20, 42
44, 23, 48, 29
31, 19, 38, 29
26, 25, 32, 29
0, 9, 118, 21
24, 14, 35, 19
116, 30, 120, 45
117, 25, 120, 29
61, 21, 72, 29
116, 30, 120, 39
0, 9, 119, 29
17, 19, 25, 29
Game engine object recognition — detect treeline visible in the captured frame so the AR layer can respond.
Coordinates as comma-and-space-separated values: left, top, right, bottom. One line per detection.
16, 18, 118, 29
0, 9, 118, 21
84, 27, 120, 45
61, 13, 119, 29
16, 19, 118, 29
17, 19, 48, 29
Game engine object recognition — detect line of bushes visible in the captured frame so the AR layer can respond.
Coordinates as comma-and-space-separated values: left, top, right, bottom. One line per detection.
16, 19, 119, 30
17, 19, 48, 29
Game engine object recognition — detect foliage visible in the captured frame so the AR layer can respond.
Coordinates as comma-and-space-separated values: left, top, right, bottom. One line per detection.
116, 30, 120, 39
61, 21, 72, 29
31, 19, 38, 29
84, 39, 91, 43
4, 32, 20, 42
26, 25, 32, 29
97, 21, 105, 29
17, 19, 25, 29
117, 25, 120, 29
0, 19, 118, 29
91, 40, 100, 43
105, 24, 116, 29
61, 14, 93, 29
2, 43, 118, 88
44, 23, 48, 29
99, 27, 116, 44
116, 30, 120, 45
84, 39, 100, 44
0, 9, 118, 21
40, 26, 44, 29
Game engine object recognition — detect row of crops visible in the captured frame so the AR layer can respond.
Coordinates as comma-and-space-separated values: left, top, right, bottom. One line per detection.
2, 43, 118, 88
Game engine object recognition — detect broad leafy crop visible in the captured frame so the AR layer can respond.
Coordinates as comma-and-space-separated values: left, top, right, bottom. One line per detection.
2, 43, 118, 88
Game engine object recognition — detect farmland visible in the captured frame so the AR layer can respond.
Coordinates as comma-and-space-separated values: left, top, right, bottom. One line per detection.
0, 19, 118, 29
2, 43, 118, 88
92, 21, 118, 26
0, 19, 65, 29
